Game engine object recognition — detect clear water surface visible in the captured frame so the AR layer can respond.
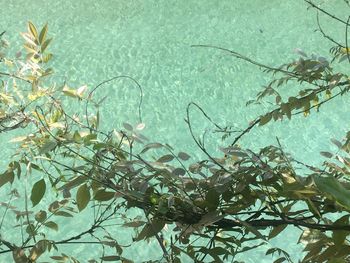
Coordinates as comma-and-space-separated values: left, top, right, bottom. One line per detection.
1, 0, 349, 262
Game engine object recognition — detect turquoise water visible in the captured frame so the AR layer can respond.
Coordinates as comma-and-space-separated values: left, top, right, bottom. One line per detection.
1, 0, 349, 262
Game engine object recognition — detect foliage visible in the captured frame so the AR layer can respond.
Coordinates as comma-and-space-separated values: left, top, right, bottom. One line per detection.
1, 1, 350, 262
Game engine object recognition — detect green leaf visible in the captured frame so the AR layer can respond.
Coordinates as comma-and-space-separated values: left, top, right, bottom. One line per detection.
329, 259, 347, 263
62, 85, 78, 98
21, 33, 36, 47
157, 154, 174, 163
320, 151, 333, 158
13, 248, 29, 263
94, 190, 115, 202
50, 256, 66, 260
172, 168, 186, 176
331, 138, 343, 149
269, 224, 287, 239
314, 176, 350, 210
31, 179, 46, 207
332, 216, 350, 246
44, 221, 58, 231
34, 210, 47, 223
76, 184, 90, 211
123, 122, 133, 131
281, 103, 291, 120
134, 219, 165, 241
39, 23, 48, 44
306, 199, 321, 218
54, 211, 73, 217
208, 247, 228, 255
58, 176, 87, 191
0, 170, 14, 188
237, 218, 267, 241
123, 221, 146, 228
26, 224, 36, 237
205, 189, 220, 211
259, 113, 272, 126
39, 140, 57, 155
178, 152, 191, 161
100, 256, 121, 261
29, 240, 48, 261
40, 38, 52, 53
274, 258, 286, 263
141, 143, 163, 154
276, 95, 282, 104
41, 53, 52, 63
83, 133, 97, 145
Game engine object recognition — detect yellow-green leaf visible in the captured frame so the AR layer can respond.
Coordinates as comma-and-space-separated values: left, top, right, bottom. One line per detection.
62, 85, 78, 98
314, 176, 350, 210
28, 21, 39, 42
39, 23, 48, 44
41, 38, 52, 53
41, 53, 52, 63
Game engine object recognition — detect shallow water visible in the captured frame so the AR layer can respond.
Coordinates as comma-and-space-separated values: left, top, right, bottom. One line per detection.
1, 0, 349, 261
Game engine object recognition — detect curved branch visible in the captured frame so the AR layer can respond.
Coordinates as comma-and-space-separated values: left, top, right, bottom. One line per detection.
85, 75, 144, 130
305, 0, 350, 25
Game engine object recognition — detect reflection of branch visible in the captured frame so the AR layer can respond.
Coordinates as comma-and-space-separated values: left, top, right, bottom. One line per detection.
305, 0, 349, 25
316, 12, 345, 48
191, 44, 350, 146
85, 75, 144, 131
0, 108, 28, 133
191, 44, 299, 79
186, 102, 232, 177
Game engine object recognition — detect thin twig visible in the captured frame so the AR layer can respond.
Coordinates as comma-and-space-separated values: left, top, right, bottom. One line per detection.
345, 16, 350, 64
